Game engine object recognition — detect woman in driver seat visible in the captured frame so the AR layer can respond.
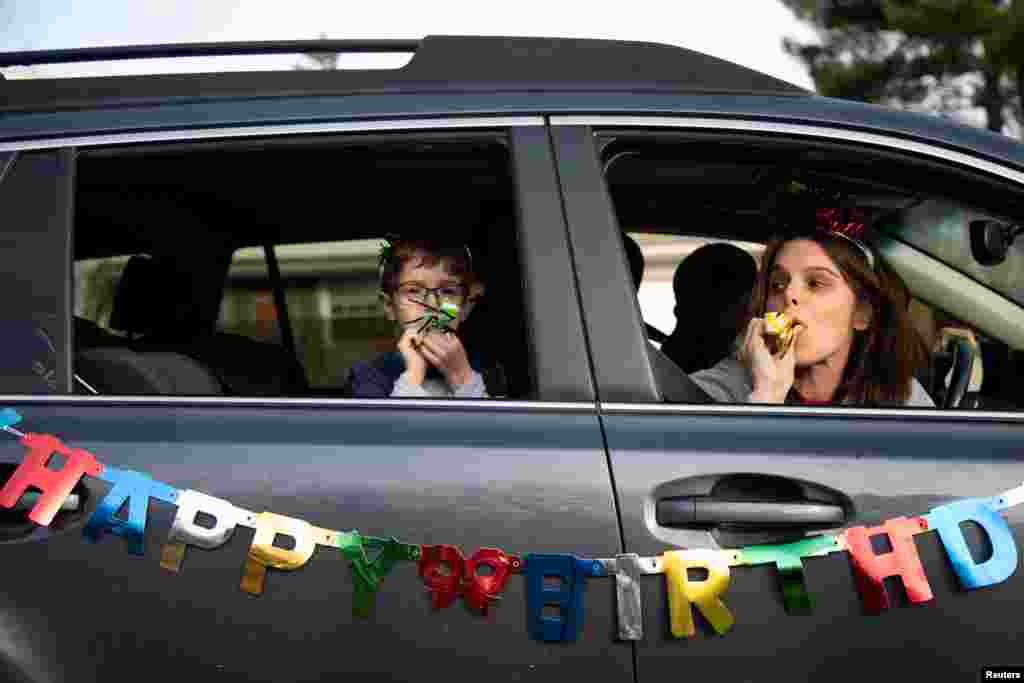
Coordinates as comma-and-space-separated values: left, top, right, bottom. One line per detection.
689, 209, 934, 407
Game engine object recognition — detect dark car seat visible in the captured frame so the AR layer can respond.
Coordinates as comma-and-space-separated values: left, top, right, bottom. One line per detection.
72, 317, 224, 396
76, 348, 224, 395
170, 331, 309, 396
73, 296, 225, 396
74, 316, 123, 349
109, 254, 308, 396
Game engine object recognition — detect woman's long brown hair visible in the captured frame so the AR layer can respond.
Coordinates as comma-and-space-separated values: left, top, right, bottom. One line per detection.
748, 231, 927, 406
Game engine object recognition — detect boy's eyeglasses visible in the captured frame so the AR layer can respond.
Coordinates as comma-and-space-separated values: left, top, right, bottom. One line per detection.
397, 284, 467, 301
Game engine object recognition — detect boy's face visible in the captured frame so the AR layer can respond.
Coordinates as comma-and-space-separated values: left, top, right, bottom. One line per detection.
380, 252, 482, 333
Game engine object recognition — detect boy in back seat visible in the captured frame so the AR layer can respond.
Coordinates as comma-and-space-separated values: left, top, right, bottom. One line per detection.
341, 237, 491, 398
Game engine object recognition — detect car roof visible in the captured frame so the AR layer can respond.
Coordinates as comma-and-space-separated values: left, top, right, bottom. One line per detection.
0, 35, 808, 110
1, 35, 1022, 172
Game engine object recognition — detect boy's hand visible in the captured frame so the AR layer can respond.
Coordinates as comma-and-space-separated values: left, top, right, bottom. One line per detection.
417, 330, 474, 387
397, 328, 428, 385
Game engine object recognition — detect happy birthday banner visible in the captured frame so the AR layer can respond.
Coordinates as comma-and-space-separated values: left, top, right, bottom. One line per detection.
1, 406, 1022, 642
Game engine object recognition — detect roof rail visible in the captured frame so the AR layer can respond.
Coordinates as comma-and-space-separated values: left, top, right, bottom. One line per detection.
0, 40, 421, 67
0, 37, 811, 114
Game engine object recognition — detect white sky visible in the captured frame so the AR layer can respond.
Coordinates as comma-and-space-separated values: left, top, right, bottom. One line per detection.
0, 0, 818, 89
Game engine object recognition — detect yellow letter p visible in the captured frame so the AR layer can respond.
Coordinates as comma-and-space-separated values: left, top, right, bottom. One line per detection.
241, 512, 317, 595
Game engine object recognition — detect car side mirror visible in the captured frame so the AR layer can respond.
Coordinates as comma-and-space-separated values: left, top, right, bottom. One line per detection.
970, 219, 1023, 266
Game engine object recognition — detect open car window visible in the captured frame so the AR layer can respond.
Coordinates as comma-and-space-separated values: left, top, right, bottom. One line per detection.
72, 133, 532, 400
602, 132, 1024, 411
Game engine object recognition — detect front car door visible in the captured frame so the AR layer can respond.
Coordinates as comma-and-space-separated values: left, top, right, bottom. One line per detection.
552, 117, 1024, 681
0, 120, 632, 682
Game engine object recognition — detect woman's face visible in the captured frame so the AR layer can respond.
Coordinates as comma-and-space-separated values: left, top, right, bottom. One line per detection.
765, 239, 870, 368
381, 253, 471, 333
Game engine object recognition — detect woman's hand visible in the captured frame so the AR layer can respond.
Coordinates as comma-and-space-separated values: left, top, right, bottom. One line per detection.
739, 318, 803, 404
397, 327, 428, 385
416, 330, 474, 387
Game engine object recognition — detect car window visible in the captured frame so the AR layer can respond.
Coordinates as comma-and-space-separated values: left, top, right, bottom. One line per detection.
602, 133, 1024, 410
71, 133, 532, 400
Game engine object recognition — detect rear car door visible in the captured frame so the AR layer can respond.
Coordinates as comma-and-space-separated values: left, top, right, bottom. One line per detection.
552, 119, 1024, 681
0, 122, 632, 682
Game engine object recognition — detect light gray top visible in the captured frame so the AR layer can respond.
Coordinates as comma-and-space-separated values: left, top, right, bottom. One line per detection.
391, 370, 489, 398
690, 356, 936, 407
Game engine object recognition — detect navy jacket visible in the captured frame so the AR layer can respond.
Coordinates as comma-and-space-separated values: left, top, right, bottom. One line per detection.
341, 351, 504, 398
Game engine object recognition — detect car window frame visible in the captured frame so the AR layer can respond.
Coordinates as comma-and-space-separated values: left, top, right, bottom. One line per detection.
0, 116, 598, 407
0, 148, 76, 395
550, 115, 1024, 421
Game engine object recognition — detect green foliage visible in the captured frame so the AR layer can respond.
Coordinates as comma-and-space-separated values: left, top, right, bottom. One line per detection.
780, 0, 1022, 136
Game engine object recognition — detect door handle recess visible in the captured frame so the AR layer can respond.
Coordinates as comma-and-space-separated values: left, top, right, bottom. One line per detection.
651, 473, 854, 546
657, 498, 845, 527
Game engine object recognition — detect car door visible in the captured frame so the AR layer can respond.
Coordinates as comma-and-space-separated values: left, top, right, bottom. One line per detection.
0, 123, 632, 683
551, 119, 1024, 682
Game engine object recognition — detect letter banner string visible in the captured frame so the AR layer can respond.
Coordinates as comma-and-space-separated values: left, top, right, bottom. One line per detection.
0, 408, 1021, 642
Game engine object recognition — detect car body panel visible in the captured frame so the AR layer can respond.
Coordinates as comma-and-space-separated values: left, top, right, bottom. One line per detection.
601, 407, 1024, 681
0, 120, 630, 682
553, 121, 1024, 680
3, 35, 1024, 683
0, 400, 630, 683
2, 92, 1022, 171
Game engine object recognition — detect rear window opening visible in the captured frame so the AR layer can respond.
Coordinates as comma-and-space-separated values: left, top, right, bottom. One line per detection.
72, 132, 531, 400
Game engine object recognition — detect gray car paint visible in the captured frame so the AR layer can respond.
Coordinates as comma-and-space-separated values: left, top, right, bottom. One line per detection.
3, 93, 1022, 171
0, 402, 632, 683
3, 52, 1024, 683
551, 121, 1024, 681
0, 122, 629, 681
603, 410, 1024, 682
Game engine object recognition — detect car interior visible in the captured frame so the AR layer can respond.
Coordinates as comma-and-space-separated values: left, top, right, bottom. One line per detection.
72, 132, 532, 399
602, 132, 1024, 410
69, 128, 1024, 409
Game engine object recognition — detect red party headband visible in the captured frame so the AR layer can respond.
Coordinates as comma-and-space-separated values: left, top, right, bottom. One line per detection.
815, 208, 876, 270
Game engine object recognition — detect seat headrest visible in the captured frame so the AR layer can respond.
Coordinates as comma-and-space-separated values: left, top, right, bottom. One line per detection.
673, 243, 758, 303
109, 255, 198, 337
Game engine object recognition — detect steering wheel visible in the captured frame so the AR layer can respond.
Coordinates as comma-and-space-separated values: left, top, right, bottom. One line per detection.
942, 337, 975, 409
